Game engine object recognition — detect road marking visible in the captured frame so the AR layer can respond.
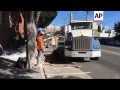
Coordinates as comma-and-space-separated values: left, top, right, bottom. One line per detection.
102, 45, 120, 50
102, 50, 120, 56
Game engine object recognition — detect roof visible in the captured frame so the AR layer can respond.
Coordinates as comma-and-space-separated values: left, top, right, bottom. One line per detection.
70, 20, 93, 23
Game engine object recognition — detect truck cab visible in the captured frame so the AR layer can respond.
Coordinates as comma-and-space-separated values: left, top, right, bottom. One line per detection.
64, 20, 101, 61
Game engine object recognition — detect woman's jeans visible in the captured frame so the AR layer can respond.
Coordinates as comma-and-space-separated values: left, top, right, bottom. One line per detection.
36, 50, 43, 65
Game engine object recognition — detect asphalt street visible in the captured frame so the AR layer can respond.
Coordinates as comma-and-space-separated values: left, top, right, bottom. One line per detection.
71, 45, 120, 79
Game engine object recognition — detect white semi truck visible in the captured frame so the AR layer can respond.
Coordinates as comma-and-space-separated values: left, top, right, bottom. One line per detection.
64, 13, 102, 61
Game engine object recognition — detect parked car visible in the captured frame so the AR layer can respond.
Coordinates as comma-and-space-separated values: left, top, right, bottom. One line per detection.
100, 38, 111, 45
107, 40, 115, 46
107, 40, 120, 46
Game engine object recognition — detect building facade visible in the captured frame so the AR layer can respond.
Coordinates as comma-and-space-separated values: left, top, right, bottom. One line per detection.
46, 24, 61, 33
0, 11, 15, 49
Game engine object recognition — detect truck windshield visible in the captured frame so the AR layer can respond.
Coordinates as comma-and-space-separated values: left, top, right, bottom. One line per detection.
71, 22, 92, 30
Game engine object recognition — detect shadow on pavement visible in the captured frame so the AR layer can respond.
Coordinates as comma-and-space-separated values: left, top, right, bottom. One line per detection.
47, 76, 83, 79
0, 57, 40, 79
44, 47, 87, 64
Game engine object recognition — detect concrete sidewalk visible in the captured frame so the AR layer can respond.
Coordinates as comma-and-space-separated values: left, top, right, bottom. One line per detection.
0, 47, 93, 79
43, 64, 92, 79
42, 47, 92, 79
0, 49, 42, 79
42, 48, 92, 79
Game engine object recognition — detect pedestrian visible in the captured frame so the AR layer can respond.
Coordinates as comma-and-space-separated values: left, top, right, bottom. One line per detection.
34, 31, 45, 67
18, 12, 25, 46
54, 35, 59, 47
51, 36, 55, 46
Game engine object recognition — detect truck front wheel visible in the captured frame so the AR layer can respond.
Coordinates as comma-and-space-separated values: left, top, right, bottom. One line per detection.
91, 57, 99, 60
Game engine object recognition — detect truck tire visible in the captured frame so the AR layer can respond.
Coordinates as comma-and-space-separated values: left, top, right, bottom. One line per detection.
91, 57, 99, 60
65, 57, 71, 60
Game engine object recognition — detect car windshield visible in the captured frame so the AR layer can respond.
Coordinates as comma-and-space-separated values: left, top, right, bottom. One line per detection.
71, 22, 92, 30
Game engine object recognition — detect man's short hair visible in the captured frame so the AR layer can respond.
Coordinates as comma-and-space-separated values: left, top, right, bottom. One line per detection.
39, 31, 45, 36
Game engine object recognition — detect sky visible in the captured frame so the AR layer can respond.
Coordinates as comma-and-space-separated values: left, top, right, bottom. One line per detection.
51, 11, 120, 30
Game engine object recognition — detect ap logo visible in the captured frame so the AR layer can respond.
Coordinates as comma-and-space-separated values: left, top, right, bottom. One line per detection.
94, 11, 103, 22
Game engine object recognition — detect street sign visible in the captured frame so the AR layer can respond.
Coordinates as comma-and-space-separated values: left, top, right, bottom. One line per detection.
94, 11, 103, 22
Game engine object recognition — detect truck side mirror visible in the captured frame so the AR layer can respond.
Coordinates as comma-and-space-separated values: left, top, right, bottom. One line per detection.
68, 25, 71, 32
98, 25, 102, 32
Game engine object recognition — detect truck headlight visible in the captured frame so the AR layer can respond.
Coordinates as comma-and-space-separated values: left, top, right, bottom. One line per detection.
93, 45, 100, 49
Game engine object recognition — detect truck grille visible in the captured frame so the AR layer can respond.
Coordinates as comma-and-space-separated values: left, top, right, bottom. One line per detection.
72, 36, 92, 50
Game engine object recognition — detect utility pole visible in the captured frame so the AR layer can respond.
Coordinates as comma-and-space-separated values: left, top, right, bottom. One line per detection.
86, 11, 89, 20
70, 12, 73, 23
64, 18, 66, 25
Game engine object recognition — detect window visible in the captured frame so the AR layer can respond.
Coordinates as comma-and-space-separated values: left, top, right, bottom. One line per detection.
71, 22, 92, 30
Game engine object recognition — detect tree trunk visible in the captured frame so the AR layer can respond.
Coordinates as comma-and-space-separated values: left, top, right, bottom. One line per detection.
24, 11, 37, 69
